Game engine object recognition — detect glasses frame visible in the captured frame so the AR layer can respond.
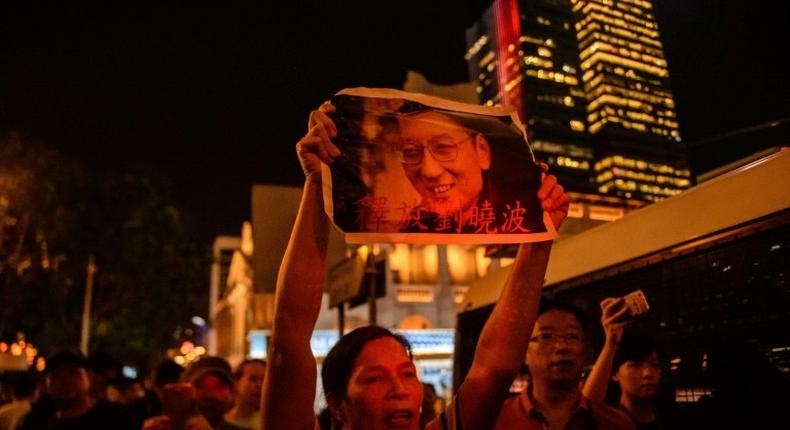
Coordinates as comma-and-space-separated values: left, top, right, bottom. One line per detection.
529, 332, 584, 347
396, 133, 477, 165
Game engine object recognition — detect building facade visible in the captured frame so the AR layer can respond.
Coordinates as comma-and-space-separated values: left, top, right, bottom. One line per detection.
465, 0, 690, 202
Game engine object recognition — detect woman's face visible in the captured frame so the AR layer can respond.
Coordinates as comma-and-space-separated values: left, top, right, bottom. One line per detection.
614, 352, 662, 401
337, 337, 423, 430
397, 112, 490, 215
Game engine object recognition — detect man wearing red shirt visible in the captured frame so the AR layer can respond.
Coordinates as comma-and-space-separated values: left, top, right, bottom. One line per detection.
494, 301, 634, 430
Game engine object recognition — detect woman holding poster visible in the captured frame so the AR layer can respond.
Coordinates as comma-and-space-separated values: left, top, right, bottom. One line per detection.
261, 98, 570, 430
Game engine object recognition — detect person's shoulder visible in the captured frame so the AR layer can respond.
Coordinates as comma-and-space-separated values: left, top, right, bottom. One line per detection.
217, 420, 249, 430
586, 398, 636, 430
0, 401, 17, 414
495, 392, 522, 415
491, 392, 528, 430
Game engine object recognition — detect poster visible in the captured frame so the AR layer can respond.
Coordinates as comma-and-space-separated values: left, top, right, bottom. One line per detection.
322, 88, 556, 244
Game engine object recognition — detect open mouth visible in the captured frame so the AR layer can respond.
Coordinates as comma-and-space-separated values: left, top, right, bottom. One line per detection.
430, 183, 454, 194
549, 360, 575, 369
385, 409, 415, 427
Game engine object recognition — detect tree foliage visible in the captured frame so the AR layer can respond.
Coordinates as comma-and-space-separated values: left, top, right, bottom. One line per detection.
1, 132, 209, 364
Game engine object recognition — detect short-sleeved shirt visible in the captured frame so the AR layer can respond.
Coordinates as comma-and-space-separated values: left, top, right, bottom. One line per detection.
493, 387, 634, 430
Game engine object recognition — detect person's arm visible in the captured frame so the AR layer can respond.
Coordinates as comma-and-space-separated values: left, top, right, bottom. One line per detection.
450, 170, 570, 430
261, 104, 339, 430
582, 297, 630, 402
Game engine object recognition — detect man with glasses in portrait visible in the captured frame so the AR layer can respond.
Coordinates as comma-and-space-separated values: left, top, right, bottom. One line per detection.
493, 301, 635, 430
327, 94, 546, 236
394, 105, 493, 233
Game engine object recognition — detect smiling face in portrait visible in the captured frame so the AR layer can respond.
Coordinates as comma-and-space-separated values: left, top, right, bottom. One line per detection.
396, 112, 491, 216
329, 336, 423, 430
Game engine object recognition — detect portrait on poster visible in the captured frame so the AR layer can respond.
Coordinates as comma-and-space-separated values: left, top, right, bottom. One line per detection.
322, 88, 556, 244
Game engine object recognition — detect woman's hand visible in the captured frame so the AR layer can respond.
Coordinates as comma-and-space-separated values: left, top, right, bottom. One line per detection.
537, 163, 570, 230
297, 102, 340, 183
600, 297, 630, 346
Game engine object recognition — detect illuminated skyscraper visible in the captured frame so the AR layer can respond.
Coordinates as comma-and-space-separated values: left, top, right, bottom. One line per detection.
467, 0, 596, 194
573, 0, 690, 201
466, 0, 691, 202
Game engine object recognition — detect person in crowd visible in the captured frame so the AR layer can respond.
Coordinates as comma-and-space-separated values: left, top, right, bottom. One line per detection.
0, 372, 37, 430
693, 341, 790, 429
419, 383, 438, 429
119, 378, 146, 407
261, 101, 569, 430
86, 351, 122, 401
153, 359, 187, 408
20, 351, 131, 430
127, 358, 185, 430
583, 297, 676, 430
143, 356, 244, 430
224, 359, 265, 429
494, 301, 635, 429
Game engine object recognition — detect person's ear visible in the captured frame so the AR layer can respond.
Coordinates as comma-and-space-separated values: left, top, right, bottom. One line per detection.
474, 134, 491, 170
326, 393, 346, 423
612, 373, 620, 383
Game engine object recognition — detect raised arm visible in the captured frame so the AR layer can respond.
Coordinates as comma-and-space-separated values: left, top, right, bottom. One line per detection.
582, 297, 630, 402
452, 170, 569, 430
261, 104, 339, 430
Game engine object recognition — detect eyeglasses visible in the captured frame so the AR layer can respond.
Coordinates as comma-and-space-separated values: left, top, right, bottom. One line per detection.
529, 332, 584, 346
396, 135, 475, 165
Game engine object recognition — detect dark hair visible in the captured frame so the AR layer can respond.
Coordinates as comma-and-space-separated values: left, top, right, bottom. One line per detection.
612, 332, 659, 370
606, 332, 677, 423
234, 358, 266, 380
46, 351, 89, 374
394, 101, 525, 142
321, 326, 413, 398
183, 356, 234, 386
537, 299, 588, 333
153, 359, 184, 389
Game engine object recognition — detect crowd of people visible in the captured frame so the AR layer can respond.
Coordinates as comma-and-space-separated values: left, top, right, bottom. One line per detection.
0, 351, 266, 430
1, 103, 787, 430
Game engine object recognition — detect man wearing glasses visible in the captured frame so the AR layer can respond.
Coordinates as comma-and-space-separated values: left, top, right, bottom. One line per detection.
493, 301, 634, 430
395, 108, 492, 233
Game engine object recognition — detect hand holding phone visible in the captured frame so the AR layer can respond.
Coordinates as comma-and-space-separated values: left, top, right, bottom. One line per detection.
622, 289, 650, 317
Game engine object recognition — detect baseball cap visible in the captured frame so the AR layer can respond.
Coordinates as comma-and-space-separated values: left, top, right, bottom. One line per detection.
183, 356, 233, 386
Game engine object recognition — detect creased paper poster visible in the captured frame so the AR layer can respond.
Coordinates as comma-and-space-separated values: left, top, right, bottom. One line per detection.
322, 88, 556, 244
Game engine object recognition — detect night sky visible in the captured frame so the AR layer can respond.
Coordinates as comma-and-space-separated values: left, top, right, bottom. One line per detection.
2, 1, 788, 241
